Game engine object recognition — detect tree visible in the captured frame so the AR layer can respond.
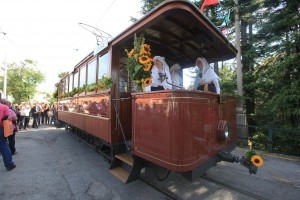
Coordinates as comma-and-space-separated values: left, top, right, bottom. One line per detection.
58, 71, 68, 79
0, 59, 45, 104
140, 0, 165, 14
251, 0, 300, 128
219, 63, 237, 96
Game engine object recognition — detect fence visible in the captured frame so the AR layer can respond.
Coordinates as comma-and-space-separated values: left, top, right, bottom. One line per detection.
237, 125, 300, 157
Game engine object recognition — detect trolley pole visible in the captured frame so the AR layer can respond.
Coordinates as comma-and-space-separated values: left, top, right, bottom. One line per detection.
234, 0, 248, 145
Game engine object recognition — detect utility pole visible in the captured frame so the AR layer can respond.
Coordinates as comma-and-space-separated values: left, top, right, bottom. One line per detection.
3, 52, 7, 99
234, 0, 243, 112
234, 0, 248, 145
1, 31, 7, 99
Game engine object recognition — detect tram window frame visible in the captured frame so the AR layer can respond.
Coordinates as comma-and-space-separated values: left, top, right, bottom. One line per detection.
87, 59, 97, 85
64, 77, 68, 94
73, 71, 79, 90
98, 53, 109, 80
69, 73, 73, 93
79, 65, 86, 88
58, 82, 63, 95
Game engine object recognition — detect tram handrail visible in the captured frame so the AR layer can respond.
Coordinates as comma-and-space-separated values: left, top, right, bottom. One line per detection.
112, 98, 131, 151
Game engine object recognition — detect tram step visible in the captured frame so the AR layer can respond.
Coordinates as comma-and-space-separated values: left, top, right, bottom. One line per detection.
109, 167, 130, 183
109, 153, 144, 184
115, 153, 134, 166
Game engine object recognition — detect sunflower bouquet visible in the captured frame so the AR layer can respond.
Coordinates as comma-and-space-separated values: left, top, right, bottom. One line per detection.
244, 149, 264, 167
239, 149, 263, 174
125, 34, 152, 91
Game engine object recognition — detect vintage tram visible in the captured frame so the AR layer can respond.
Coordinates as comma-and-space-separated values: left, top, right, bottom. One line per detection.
56, 0, 256, 183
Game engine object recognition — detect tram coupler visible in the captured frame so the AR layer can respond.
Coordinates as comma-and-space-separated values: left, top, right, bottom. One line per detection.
217, 152, 258, 174
239, 156, 258, 174
218, 151, 240, 163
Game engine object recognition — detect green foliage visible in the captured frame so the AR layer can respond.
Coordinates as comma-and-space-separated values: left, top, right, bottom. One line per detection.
244, 149, 260, 160
58, 71, 68, 79
219, 64, 237, 96
98, 76, 113, 89
140, 0, 165, 14
251, 132, 269, 151
53, 89, 58, 99
0, 59, 45, 104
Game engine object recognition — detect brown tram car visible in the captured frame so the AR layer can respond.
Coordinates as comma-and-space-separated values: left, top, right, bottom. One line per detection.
56, 0, 251, 183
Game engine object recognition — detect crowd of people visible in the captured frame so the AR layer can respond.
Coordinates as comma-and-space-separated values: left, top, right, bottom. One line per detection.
0, 100, 58, 171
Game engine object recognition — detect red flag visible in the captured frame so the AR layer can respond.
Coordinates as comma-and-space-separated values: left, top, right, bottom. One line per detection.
200, 0, 220, 12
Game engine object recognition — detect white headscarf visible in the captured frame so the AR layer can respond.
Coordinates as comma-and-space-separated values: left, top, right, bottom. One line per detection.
194, 57, 220, 93
152, 56, 170, 72
196, 57, 219, 84
170, 63, 182, 89
170, 63, 181, 74
148, 56, 172, 90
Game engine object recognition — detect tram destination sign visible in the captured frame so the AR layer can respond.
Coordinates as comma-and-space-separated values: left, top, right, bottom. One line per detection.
94, 39, 108, 55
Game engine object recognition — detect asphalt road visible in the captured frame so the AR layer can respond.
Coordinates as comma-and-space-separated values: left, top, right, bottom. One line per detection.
1, 125, 299, 200
0, 126, 166, 200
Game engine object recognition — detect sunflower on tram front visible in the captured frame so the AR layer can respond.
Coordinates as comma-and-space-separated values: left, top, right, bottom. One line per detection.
125, 34, 153, 92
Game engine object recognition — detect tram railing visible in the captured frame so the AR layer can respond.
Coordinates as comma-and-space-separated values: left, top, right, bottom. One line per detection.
237, 124, 300, 157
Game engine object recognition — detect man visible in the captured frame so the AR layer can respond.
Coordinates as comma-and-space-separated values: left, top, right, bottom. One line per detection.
0, 99, 16, 171
30, 103, 40, 128
4, 100, 18, 155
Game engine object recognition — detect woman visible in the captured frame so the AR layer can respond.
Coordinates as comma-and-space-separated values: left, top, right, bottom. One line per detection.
193, 57, 220, 94
170, 63, 183, 89
147, 56, 172, 91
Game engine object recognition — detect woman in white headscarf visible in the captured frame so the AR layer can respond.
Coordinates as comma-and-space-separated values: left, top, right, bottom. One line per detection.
193, 57, 220, 94
147, 56, 172, 91
169, 63, 183, 89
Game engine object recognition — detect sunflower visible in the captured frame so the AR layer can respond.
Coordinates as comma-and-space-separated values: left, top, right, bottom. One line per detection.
251, 155, 264, 167
125, 34, 153, 92
143, 63, 152, 71
127, 49, 134, 57
139, 56, 151, 64
143, 44, 151, 53
144, 77, 152, 86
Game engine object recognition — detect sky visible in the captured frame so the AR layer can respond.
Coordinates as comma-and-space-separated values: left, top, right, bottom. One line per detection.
0, 0, 142, 92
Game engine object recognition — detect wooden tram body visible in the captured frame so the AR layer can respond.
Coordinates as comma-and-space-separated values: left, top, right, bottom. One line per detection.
56, 0, 239, 183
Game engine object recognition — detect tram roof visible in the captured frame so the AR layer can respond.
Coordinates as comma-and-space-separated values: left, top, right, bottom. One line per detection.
111, 0, 237, 68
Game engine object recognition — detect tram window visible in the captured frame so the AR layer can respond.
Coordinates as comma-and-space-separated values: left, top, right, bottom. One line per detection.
98, 53, 109, 79
79, 66, 86, 87
119, 67, 128, 92
59, 83, 63, 95
74, 72, 78, 89
64, 78, 68, 94
87, 59, 97, 85
69, 73, 73, 92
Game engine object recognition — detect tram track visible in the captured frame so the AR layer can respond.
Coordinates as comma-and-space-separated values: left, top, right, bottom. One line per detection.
66, 127, 268, 200
66, 127, 180, 199
139, 176, 184, 200
201, 175, 268, 200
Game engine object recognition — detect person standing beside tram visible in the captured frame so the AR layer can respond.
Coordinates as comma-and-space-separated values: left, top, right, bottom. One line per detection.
19, 102, 31, 130
0, 100, 16, 171
194, 57, 220, 94
147, 56, 172, 91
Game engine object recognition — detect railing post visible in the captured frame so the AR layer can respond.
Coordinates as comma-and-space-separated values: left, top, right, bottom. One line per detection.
268, 128, 273, 152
